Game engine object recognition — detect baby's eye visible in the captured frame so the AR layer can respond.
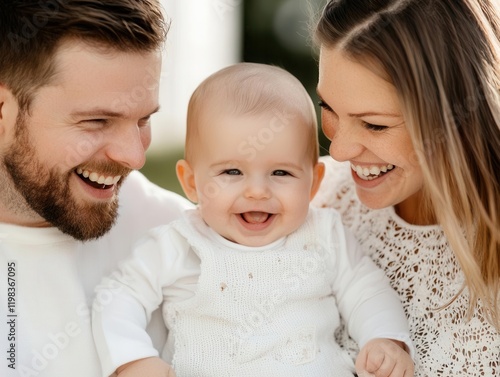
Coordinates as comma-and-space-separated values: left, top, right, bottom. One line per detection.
222, 169, 242, 175
272, 170, 290, 176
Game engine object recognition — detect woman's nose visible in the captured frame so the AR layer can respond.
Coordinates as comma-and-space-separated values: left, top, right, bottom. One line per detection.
322, 112, 363, 162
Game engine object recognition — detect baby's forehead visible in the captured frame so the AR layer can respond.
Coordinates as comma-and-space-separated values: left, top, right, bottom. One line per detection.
194, 103, 311, 135
196, 85, 312, 121
189, 89, 316, 149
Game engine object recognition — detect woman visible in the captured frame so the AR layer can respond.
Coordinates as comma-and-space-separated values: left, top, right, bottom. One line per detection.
313, 0, 499, 375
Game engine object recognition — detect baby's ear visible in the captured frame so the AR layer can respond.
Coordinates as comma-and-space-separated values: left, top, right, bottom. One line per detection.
309, 161, 325, 200
176, 159, 198, 203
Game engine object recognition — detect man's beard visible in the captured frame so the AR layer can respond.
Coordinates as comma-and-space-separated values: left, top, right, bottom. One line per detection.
2, 114, 130, 241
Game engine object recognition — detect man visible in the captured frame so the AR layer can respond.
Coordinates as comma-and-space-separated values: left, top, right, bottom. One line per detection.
0, 1, 192, 376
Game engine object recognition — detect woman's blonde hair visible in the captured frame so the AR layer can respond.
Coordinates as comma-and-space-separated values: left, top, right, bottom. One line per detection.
315, 0, 500, 329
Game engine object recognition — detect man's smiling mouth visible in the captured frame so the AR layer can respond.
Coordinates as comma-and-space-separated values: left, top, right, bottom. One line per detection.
75, 168, 121, 189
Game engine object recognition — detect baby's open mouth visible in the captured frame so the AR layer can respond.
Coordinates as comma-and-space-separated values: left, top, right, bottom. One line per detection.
240, 212, 272, 224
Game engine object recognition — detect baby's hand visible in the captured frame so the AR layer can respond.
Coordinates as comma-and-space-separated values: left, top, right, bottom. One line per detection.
355, 338, 414, 377
116, 357, 176, 377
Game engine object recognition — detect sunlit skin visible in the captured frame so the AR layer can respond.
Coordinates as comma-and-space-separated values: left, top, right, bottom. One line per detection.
176, 109, 324, 247
0, 39, 161, 239
317, 47, 427, 224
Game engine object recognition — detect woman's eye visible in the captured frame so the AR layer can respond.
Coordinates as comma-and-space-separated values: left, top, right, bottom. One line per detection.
317, 100, 333, 112
272, 170, 290, 176
223, 169, 241, 175
364, 122, 388, 131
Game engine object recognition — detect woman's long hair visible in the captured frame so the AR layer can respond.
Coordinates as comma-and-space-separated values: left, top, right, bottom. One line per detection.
315, 0, 500, 329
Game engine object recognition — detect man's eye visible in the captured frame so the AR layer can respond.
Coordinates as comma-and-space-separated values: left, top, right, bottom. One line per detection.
223, 169, 241, 175
85, 119, 108, 125
138, 116, 151, 128
272, 170, 290, 176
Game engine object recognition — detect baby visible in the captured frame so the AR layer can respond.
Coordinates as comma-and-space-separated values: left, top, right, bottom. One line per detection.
92, 63, 414, 377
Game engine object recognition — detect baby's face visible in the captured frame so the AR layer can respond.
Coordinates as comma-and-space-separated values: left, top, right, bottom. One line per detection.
189, 111, 322, 247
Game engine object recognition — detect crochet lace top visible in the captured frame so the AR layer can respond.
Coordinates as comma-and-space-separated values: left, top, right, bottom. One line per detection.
311, 158, 499, 377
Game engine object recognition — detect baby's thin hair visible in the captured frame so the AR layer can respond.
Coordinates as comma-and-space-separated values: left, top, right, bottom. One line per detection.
185, 63, 319, 164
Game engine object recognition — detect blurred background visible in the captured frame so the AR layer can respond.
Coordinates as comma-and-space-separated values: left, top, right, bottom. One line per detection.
142, 0, 329, 197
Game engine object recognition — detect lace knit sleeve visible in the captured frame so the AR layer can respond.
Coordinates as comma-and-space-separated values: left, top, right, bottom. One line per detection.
310, 157, 500, 377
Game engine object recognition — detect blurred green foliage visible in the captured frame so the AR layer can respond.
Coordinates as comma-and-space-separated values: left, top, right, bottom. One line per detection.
140, 149, 185, 196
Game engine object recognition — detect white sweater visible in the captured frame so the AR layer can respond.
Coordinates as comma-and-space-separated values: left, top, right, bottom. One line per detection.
0, 171, 192, 377
311, 157, 500, 377
93, 207, 412, 377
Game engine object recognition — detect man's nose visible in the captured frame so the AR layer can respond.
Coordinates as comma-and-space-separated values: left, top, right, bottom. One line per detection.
104, 123, 151, 170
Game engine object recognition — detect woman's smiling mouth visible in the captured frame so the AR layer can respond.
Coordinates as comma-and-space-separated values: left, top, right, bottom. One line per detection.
351, 163, 395, 181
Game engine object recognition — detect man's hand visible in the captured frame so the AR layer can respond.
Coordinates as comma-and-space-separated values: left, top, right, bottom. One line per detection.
116, 357, 176, 377
355, 338, 414, 377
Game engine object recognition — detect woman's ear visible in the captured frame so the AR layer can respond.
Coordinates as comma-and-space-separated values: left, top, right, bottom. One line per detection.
310, 161, 325, 200
176, 159, 198, 203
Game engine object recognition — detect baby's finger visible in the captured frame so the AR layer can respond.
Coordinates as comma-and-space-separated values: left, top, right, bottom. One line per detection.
369, 353, 396, 376
387, 362, 414, 377
356, 372, 376, 377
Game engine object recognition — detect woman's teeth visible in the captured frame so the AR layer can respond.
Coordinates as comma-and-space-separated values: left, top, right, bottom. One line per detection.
76, 168, 121, 186
351, 163, 395, 180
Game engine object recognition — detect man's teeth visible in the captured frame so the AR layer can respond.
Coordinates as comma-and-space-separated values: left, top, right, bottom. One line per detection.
76, 168, 121, 185
351, 163, 395, 180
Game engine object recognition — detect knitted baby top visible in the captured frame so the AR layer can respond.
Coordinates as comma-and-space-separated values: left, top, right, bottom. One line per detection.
311, 157, 500, 377
166, 208, 356, 376
92, 207, 412, 376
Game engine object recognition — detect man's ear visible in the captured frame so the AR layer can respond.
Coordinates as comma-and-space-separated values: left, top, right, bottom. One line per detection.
309, 161, 325, 200
0, 84, 18, 137
176, 159, 198, 203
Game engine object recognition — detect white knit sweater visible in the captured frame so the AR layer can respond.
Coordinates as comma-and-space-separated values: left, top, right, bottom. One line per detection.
93, 207, 412, 377
311, 157, 500, 377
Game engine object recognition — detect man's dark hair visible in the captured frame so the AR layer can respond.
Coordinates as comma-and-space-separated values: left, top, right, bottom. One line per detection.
0, 0, 168, 111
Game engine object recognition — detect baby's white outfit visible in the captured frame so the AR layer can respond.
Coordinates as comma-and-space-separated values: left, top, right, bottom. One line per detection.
93, 207, 412, 377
